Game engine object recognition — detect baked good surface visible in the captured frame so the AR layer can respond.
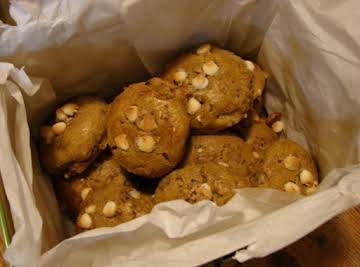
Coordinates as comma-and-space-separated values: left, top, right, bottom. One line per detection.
163, 44, 255, 132
107, 78, 190, 178
64, 156, 154, 231
245, 121, 278, 151
252, 63, 267, 100
259, 139, 319, 195
154, 163, 241, 206
40, 96, 108, 177
53, 155, 125, 218
183, 135, 259, 187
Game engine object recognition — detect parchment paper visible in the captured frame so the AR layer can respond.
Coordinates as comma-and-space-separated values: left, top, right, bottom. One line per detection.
0, 0, 360, 266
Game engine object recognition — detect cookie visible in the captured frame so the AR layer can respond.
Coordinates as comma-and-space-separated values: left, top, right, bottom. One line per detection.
163, 44, 255, 132
183, 135, 259, 187
245, 121, 278, 151
154, 163, 239, 206
62, 156, 154, 231
76, 184, 153, 231
53, 155, 125, 218
40, 96, 108, 177
259, 139, 319, 195
107, 77, 190, 178
251, 63, 268, 100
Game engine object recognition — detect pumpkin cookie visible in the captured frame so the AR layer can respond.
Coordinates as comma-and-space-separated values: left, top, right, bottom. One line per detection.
40, 96, 108, 177
259, 139, 319, 195
183, 135, 259, 187
53, 155, 125, 218
107, 78, 190, 178
163, 44, 255, 132
154, 163, 239, 206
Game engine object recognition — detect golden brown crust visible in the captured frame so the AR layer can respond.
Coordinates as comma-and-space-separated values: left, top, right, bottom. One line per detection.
40, 96, 108, 177
53, 155, 127, 217
259, 139, 319, 195
107, 78, 190, 178
154, 163, 238, 206
245, 121, 278, 151
163, 44, 254, 132
183, 135, 258, 187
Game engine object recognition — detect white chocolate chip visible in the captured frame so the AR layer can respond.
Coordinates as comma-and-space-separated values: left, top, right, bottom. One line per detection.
202, 61, 219, 76
284, 182, 301, 193
197, 148, 203, 153
56, 109, 68, 122
300, 169, 315, 186
125, 106, 138, 122
173, 69, 187, 83
85, 205, 96, 214
305, 186, 317, 195
196, 183, 213, 199
102, 201, 117, 217
187, 97, 202, 115
77, 213, 92, 229
218, 161, 229, 167
191, 73, 208, 89
52, 122, 67, 135
252, 151, 260, 159
81, 187, 92, 201
196, 115, 202, 122
129, 190, 140, 199
272, 121, 284, 133
196, 44, 211, 55
245, 60, 255, 71
135, 135, 156, 152
114, 134, 129, 151
61, 103, 79, 116
40, 126, 55, 143
136, 114, 157, 131
284, 155, 300, 171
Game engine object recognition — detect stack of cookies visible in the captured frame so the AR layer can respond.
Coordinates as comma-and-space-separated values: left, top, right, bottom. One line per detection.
38, 44, 319, 232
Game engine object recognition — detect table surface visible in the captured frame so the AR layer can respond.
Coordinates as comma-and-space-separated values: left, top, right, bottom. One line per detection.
1, 205, 359, 267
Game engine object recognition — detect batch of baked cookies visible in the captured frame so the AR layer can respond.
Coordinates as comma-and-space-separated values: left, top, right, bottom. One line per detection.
38, 44, 319, 232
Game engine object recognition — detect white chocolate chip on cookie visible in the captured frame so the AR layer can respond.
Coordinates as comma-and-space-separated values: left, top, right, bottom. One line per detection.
191, 73, 208, 89
196, 44, 211, 55
77, 213, 92, 229
52, 122, 66, 135
61, 103, 79, 116
81, 187, 92, 201
196, 183, 213, 199
56, 109, 68, 122
187, 97, 202, 115
102, 201, 117, 217
272, 121, 284, 133
284, 181, 300, 193
129, 190, 140, 199
125, 106, 138, 122
245, 60, 255, 71
202, 61, 219, 76
284, 155, 300, 171
135, 135, 156, 152
115, 134, 129, 151
173, 69, 187, 83
136, 114, 157, 131
300, 169, 315, 186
